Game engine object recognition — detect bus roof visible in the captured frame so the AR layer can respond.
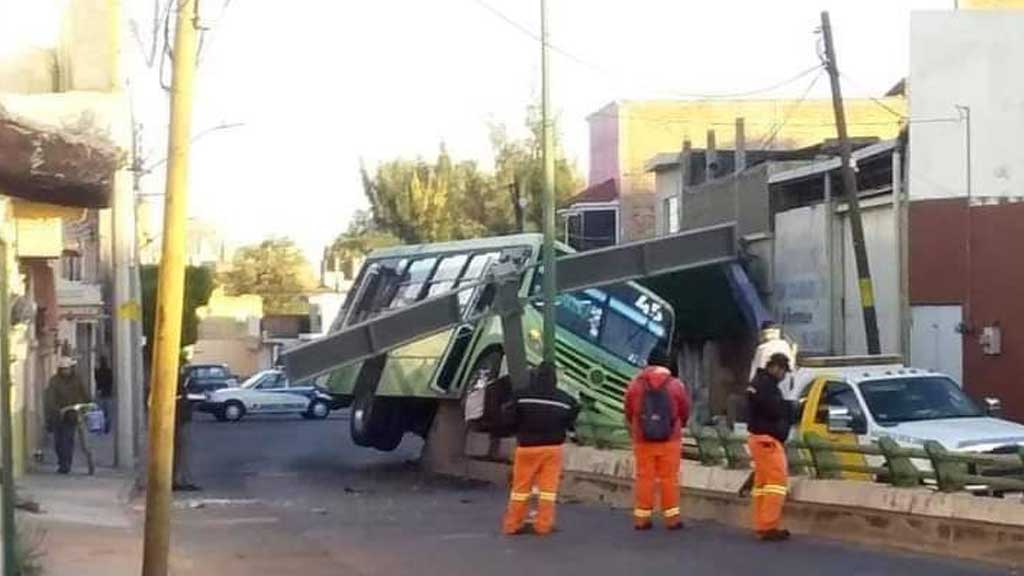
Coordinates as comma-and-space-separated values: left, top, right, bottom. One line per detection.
367, 233, 545, 260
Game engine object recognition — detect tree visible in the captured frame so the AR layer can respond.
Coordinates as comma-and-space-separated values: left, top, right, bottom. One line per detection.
220, 238, 317, 315
491, 106, 581, 231
324, 210, 400, 278
361, 107, 581, 242
141, 265, 216, 354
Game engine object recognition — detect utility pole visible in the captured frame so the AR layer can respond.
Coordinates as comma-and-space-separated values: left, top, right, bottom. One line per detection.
820, 11, 881, 355
540, 0, 557, 363
141, 0, 199, 573
0, 240, 15, 576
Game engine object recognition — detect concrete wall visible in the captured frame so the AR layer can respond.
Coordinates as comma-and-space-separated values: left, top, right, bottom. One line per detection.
774, 205, 831, 354
679, 164, 772, 238
909, 12, 1024, 203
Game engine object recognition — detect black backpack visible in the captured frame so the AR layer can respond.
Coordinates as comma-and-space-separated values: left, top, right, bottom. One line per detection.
640, 378, 675, 441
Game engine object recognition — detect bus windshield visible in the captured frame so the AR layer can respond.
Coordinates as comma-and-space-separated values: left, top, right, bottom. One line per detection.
539, 282, 672, 367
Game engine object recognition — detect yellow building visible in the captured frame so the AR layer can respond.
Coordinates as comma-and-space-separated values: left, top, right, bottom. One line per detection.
586, 97, 906, 240
961, 0, 1024, 8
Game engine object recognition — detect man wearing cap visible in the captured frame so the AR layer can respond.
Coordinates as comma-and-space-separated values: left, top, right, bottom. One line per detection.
44, 357, 91, 474
746, 352, 793, 541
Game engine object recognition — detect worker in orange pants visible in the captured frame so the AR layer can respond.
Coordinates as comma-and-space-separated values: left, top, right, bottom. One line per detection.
502, 445, 564, 535
632, 440, 682, 529
748, 434, 788, 535
746, 353, 793, 541
624, 347, 689, 530
501, 362, 579, 536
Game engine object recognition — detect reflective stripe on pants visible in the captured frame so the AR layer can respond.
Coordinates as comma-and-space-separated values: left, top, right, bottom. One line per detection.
502, 445, 563, 535
632, 440, 682, 527
748, 434, 788, 533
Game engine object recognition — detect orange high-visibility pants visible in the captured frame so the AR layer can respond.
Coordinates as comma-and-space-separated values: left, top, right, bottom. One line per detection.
632, 440, 682, 528
748, 434, 788, 533
502, 444, 563, 535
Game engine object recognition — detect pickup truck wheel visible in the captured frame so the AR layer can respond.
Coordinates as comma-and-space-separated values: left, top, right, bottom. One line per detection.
223, 401, 246, 422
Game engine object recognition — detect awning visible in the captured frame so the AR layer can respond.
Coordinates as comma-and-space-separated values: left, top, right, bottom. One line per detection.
0, 103, 118, 209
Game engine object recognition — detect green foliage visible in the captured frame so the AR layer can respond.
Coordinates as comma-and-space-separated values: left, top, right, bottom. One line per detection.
220, 238, 317, 315
360, 107, 581, 244
141, 265, 216, 353
324, 210, 400, 278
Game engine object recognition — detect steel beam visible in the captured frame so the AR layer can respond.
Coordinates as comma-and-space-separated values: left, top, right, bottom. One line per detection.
556, 222, 736, 293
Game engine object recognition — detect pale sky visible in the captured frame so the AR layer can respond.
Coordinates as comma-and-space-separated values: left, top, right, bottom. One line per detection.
130, 0, 954, 262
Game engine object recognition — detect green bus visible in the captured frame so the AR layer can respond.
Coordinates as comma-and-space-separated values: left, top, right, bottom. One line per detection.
320, 233, 674, 451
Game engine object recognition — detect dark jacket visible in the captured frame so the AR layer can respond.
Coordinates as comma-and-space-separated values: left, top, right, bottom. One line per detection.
746, 368, 791, 444
513, 376, 580, 448
44, 372, 91, 430
95, 365, 113, 398
623, 366, 690, 442
177, 378, 193, 423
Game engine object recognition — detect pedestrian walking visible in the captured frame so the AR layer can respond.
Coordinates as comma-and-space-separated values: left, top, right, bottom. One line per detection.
746, 352, 793, 542
44, 357, 91, 474
94, 356, 113, 434
502, 361, 579, 536
623, 347, 690, 530
173, 376, 201, 491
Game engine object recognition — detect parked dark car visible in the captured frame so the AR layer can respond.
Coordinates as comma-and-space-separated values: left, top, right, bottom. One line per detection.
180, 363, 238, 395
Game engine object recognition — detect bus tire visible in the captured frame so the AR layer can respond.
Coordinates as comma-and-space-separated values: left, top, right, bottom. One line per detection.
350, 388, 381, 447
372, 424, 404, 452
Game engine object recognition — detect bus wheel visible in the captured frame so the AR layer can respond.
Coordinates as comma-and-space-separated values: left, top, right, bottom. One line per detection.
350, 389, 380, 447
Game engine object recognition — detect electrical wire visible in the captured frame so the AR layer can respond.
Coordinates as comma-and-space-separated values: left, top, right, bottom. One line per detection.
839, 71, 906, 120
469, 0, 824, 101
758, 69, 825, 150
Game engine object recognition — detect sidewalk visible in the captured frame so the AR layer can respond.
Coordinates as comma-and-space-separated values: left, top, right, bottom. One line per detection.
17, 429, 142, 576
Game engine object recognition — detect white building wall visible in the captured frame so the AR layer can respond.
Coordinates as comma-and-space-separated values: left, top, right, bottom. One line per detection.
910, 11, 1024, 202
839, 203, 901, 355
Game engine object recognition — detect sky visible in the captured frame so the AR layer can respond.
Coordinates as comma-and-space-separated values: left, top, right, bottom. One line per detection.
129, 0, 954, 263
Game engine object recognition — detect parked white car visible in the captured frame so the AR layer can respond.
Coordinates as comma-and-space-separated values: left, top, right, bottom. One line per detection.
199, 369, 335, 422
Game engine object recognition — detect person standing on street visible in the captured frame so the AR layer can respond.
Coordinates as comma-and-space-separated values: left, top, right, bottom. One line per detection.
94, 356, 113, 434
624, 347, 690, 531
173, 376, 201, 491
502, 361, 579, 536
44, 357, 91, 474
747, 352, 793, 542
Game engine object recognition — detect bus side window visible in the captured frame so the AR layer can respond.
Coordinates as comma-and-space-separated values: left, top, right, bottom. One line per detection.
389, 257, 437, 309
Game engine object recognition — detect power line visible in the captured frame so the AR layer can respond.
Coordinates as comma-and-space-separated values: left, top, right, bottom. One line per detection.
469, 0, 824, 101
838, 71, 906, 120
759, 70, 825, 150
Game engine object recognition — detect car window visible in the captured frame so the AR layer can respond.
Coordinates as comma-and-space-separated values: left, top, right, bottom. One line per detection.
256, 373, 285, 390
194, 366, 228, 378
815, 381, 865, 425
860, 376, 983, 425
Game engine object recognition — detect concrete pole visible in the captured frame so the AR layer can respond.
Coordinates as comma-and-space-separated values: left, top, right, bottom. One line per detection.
735, 118, 747, 173
142, 0, 198, 572
113, 170, 136, 469
705, 129, 718, 182
540, 0, 557, 363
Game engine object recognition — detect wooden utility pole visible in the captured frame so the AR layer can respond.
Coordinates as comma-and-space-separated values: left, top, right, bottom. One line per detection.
141, 0, 199, 573
820, 11, 881, 355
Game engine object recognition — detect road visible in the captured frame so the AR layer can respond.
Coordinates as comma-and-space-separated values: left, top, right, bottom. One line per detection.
167, 411, 1011, 576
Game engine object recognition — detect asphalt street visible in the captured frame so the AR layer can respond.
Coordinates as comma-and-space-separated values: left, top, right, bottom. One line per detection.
166, 410, 1014, 576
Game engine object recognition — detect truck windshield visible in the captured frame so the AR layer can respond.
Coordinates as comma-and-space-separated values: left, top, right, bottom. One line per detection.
859, 376, 984, 425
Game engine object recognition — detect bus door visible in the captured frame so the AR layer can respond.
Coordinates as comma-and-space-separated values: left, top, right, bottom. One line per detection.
432, 251, 503, 395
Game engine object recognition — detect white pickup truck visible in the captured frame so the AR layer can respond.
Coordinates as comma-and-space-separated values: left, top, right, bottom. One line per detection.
784, 356, 1024, 470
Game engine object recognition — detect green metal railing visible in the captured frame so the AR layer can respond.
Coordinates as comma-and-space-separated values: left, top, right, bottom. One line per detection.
573, 415, 1024, 494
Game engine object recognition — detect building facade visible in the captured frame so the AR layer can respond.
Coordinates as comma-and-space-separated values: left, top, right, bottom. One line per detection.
908, 10, 1024, 421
